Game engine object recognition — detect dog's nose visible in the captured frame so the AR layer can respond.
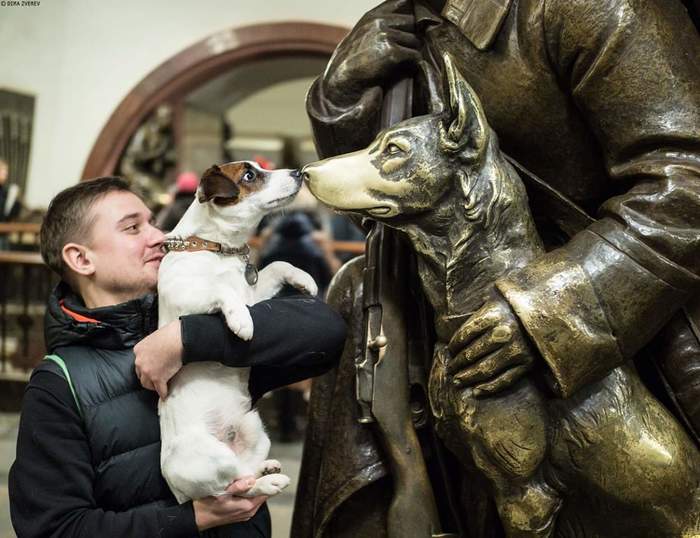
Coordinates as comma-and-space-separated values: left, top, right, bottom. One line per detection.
290, 169, 301, 179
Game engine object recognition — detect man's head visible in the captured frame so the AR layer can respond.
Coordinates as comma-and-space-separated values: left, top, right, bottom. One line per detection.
40, 177, 165, 307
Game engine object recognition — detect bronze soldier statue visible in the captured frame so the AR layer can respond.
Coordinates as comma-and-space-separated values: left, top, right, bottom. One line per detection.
292, 1, 700, 537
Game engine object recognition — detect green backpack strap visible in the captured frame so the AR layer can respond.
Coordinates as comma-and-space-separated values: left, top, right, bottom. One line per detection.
44, 354, 83, 420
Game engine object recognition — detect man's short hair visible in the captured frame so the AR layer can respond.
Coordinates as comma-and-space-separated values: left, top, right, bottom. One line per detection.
40, 177, 132, 277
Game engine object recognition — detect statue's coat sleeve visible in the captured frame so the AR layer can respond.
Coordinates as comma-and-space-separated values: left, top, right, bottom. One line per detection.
496, 0, 700, 396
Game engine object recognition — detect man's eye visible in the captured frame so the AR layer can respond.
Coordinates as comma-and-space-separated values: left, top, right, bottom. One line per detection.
125, 224, 139, 232
242, 171, 256, 182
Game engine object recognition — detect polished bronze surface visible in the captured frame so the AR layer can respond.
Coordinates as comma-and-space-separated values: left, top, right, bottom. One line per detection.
294, 1, 700, 537
118, 104, 175, 206
303, 51, 700, 537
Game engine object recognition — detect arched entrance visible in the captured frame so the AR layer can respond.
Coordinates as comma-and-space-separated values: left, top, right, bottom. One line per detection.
82, 21, 346, 179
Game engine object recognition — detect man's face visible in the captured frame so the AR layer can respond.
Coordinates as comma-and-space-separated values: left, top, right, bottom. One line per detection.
85, 190, 165, 300
0, 163, 8, 185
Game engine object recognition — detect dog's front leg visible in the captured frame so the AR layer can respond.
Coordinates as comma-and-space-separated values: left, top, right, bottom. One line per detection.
254, 261, 318, 301
219, 293, 254, 341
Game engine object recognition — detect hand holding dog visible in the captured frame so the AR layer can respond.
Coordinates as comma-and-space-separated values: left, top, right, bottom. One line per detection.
448, 295, 536, 396
134, 320, 183, 399
324, 0, 421, 106
193, 477, 269, 531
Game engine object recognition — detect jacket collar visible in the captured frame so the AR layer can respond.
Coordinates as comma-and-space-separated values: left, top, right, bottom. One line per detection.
415, 0, 513, 50
44, 282, 158, 352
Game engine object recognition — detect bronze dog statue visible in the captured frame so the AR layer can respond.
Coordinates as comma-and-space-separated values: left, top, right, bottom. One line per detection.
303, 53, 700, 537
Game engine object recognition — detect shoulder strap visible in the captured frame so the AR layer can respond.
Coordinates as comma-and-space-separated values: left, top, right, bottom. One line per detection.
43, 354, 83, 419
504, 154, 596, 237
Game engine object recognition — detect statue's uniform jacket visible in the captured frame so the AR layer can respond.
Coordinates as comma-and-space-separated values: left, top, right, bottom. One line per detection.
296, 0, 700, 536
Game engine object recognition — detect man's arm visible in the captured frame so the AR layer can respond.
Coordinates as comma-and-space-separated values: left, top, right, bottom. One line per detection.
135, 295, 346, 398
181, 295, 346, 401
9, 371, 198, 538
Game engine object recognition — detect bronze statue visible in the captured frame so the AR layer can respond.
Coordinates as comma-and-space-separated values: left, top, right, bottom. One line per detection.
119, 104, 176, 207
293, 1, 700, 537
303, 51, 700, 537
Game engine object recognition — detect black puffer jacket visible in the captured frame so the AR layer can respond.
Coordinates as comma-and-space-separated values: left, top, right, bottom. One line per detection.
9, 282, 346, 538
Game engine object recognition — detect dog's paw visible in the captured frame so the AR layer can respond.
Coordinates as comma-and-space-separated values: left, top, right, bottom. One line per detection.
222, 301, 254, 341
257, 459, 282, 477
286, 269, 318, 296
242, 473, 290, 497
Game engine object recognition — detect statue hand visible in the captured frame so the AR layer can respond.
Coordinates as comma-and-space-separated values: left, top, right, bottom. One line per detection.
324, 0, 421, 105
447, 294, 536, 396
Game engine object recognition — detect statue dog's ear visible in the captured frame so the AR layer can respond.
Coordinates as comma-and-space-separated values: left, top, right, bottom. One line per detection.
439, 52, 489, 161
198, 165, 240, 204
415, 59, 445, 116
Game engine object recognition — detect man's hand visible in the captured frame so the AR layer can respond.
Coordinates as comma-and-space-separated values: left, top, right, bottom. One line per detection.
447, 294, 536, 397
324, 0, 421, 105
134, 320, 183, 399
193, 477, 269, 531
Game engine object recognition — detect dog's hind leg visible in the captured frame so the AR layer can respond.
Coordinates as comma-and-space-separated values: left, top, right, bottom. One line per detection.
161, 430, 248, 503
233, 410, 291, 497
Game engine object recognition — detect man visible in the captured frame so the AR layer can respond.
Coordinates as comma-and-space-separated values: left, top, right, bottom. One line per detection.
9, 177, 346, 537
294, 0, 700, 536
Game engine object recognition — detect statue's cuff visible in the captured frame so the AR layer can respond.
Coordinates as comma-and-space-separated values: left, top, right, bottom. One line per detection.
496, 237, 622, 397
496, 227, 693, 397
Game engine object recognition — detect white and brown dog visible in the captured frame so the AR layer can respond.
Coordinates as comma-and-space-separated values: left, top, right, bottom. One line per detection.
157, 161, 317, 503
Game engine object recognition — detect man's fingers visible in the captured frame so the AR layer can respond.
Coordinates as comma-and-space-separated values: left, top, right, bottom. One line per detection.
453, 346, 522, 387
155, 380, 168, 400
448, 306, 499, 354
472, 364, 531, 397
447, 325, 513, 374
386, 44, 423, 69
225, 477, 255, 495
140, 376, 155, 392
383, 28, 422, 50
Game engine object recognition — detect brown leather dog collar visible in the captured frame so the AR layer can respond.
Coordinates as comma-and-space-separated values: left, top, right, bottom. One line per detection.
162, 235, 258, 284
162, 235, 249, 256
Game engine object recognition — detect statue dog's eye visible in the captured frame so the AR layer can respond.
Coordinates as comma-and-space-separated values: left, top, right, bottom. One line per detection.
242, 170, 256, 182
385, 143, 404, 155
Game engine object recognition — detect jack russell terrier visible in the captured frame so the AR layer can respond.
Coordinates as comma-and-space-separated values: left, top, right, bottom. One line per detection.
157, 161, 318, 503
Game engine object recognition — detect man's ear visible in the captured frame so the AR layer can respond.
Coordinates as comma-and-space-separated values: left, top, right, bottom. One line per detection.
62, 243, 96, 278
439, 52, 489, 159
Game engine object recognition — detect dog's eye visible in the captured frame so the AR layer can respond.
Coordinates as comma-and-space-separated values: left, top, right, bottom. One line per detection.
385, 143, 405, 155
242, 170, 256, 182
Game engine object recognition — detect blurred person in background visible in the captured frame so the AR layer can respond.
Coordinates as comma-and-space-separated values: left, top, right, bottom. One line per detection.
155, 171, 199, 232
258, 211, 341, 441
0, 158, 22, 250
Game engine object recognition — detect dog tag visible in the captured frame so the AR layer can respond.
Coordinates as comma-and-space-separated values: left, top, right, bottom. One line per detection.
245, 263, 258, 286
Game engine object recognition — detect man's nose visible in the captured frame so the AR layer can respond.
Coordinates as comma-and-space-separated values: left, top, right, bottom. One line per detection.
148, 224, 166, 247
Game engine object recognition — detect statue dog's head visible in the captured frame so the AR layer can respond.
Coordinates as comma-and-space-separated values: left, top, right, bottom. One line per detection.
303, 53, 518, 229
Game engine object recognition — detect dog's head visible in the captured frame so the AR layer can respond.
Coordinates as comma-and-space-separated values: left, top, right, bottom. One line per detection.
197, 161, 302, 219
303, 53, 498, 222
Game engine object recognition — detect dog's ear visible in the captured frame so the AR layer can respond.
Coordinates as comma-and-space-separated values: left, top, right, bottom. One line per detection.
198, 165, 240, 204
414, 60, 445, 116
440, 52, 488, 160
